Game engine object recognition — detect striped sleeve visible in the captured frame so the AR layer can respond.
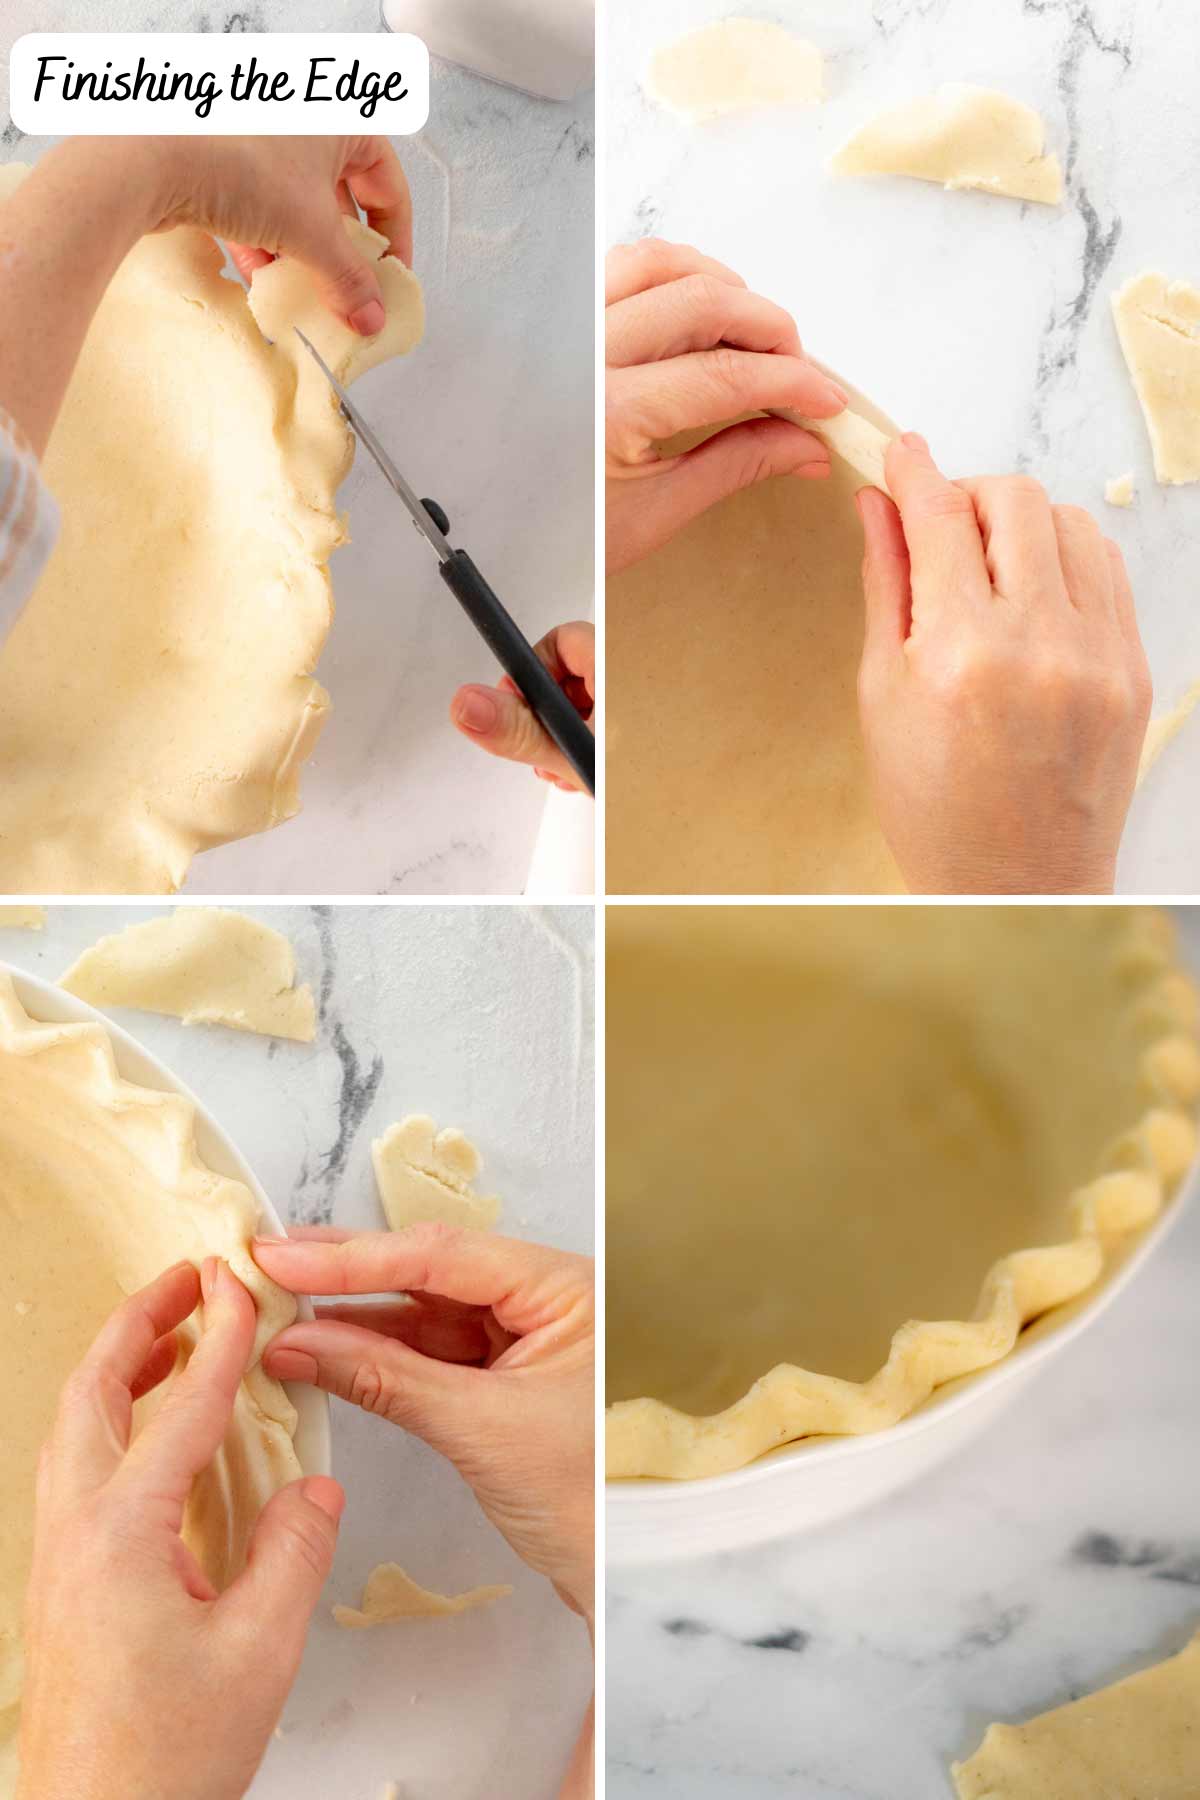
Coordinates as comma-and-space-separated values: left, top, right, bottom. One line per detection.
0, 407, 59, 640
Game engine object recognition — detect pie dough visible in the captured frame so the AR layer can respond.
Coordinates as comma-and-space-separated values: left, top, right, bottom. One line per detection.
645, 19, 823, 124
1105, 470, 1135, 507
0, 908, 43, 930
0, 162, 424, 894
607, 382, 904, 894
606, 906, 1200, 1480
1139, 678, 1200, 785
373, 1116, 500, 1232
0, 971, 301, 1788
833, 85, 1063, 205
1112, 271, 1200, 485
60, 907, 316, 1042
773, 405, 893, 495
332, 1562, 512, 1628
954, 1631, 1200, 1797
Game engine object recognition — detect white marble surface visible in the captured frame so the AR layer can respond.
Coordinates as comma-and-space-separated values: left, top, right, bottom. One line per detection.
1, 901, 594, 1800
607, 0, 1200, 895
1, 0, 594, 895
606, 909, 1200, 1799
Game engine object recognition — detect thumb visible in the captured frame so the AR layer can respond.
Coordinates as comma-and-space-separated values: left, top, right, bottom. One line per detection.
218, 1476, 344, 1665
451, 684, 586, 789
265, 1321, 471, 1453
856, 485, 912, 674
653, 415, 830, 542
293, 203, 387, 337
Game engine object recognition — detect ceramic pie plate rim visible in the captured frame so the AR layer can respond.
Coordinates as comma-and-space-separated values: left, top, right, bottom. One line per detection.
3, 961, 331, 1479
606, 908, 1200, 1550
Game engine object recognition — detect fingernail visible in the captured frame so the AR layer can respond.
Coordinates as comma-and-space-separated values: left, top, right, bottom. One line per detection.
302, 1476, 346, 1522
454, 689, 497, 734
824, 381, 849, 408
200, 1257, 218, 1303
267, 1347, 320, 1383
253, 1235, 289, 1248
349, 298, 386, 337
901, 431, 929, 453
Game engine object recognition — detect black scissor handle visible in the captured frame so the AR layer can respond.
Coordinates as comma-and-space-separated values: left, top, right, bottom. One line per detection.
437, 548, 595, 796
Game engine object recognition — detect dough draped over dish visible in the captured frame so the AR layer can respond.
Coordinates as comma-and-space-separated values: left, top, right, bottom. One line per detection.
333, 1561, 512, 1628
0, 161, 424, 893
60, 907, 316, 1042
606, 907, 1200, 1481
1112, 271, 1200, 485
0, 971, 302, 1790
645, 19, 823, 123
373, 1116, 501, 1232
833, 84, 1063, 205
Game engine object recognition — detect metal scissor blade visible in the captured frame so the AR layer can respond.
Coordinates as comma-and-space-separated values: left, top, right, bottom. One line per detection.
293, 328, 453, 563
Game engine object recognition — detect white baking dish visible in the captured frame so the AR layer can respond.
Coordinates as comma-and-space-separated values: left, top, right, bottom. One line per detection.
607, 1154, 1199, 1565
7, 964, 331, 1481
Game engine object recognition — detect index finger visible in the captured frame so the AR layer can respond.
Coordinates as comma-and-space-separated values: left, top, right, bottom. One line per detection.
885, 435, 992, 625
606, 238, 747, 305
46, 1262, 201, 1505
254, 1226, 592, 1338
118, 1260, 257, 1516
345, 139, 414, 267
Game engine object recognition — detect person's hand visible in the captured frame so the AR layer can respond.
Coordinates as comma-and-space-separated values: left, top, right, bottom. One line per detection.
0, 136, 412, 457
606, 238, 847, 574
857, 435, 1152, 894
151, 135, 414, 330
451, 621, 595, 792
254, 1225, 595, 1629
18, 1259, 345, 1800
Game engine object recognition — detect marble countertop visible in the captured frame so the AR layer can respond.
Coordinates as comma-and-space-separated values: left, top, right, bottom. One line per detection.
1, 0, 594, 896
1, 902, 594, 1800
606, 913, 1200, 1800
607, 0, 1200, 895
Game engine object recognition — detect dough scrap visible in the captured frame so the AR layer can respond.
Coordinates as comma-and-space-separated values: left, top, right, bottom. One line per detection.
953, 1632, 1200, 1797
608, 379, 904, 893
0, 908, 44, 930
0, 971, 301, 1785
1138, 678, 1200, 786
773, 404, 893, 495
645, 18, 823, 123
606, 907, 1200, 1480
833, 84, 1063, 205
1112, 271, 1200, 485
1105, 470, 1135, 507
333, 1562, 512, 1628
373, 1116, 500, 1232
0, 162, 423, 893
60, 908, 316, 1042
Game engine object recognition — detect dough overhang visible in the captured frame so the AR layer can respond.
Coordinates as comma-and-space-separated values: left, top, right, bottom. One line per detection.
645, 19, 823, 124
373, 1115, 501, 1232
0, 162, 424, 893
0, 970, 303, 1785
606, 907, 1200, 1481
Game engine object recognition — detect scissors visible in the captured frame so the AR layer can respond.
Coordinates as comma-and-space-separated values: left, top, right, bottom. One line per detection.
295, 329, 595, 796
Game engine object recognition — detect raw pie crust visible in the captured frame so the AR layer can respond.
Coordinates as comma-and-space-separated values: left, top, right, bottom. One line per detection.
0, 163, 424, 894
0, 971, 302, 1788
373, 1116, 501, 1232
60, 907, 317, 1042
606, 386, 904, 894
606, 907, 1200, 1481
332, 1562, 511, 1629
833, 85, 1063, 205
644, 19, 824, 124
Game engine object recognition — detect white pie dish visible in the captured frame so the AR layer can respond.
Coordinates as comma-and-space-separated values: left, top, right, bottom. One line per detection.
607, 1151, 1199, 1566
6, 963, 330, 1480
